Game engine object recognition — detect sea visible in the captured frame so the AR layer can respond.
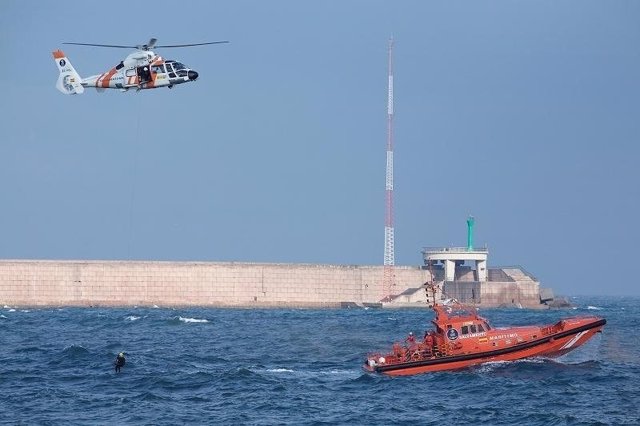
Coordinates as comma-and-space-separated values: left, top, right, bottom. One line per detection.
1, 296, 638, 425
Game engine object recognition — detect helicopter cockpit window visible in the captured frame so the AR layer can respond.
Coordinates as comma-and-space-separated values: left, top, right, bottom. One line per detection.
172, 62, 186, 71
165, 63, 174, 73
115, 61, 125, 70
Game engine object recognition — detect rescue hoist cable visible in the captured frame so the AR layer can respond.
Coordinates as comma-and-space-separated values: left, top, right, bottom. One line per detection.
126, 94, 142, 259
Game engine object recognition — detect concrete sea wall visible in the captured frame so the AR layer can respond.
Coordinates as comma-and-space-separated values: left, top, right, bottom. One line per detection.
0, 260, 544, 308
0, 260, 431, 308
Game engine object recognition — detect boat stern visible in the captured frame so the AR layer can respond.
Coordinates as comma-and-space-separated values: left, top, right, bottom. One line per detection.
363, 355, 385, 373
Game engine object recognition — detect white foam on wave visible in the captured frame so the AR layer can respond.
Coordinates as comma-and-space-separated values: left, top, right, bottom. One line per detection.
20, 310, 30, 313
323, 369, 360, 376
266, 368, 295, 373
179, 316, 209, 323
258, 367, 360, 380
8, 309, 16, 312
473, 360, 509, 373
153, 305, 160, 309
473, 358, 547, 374
126, 315, 141, 321
0, 314, 6, 319
586, 306, 602, 310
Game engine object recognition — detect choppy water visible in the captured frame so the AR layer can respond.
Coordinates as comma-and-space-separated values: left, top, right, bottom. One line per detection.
1, 296, 638, 425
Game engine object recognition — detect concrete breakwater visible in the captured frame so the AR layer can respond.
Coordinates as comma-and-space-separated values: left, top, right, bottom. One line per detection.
0, 259, 545, 308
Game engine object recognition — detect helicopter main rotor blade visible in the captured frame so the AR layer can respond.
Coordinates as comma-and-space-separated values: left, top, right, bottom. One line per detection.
62, 40, 229, 50
63, 42, 137, 49
154, 41, 230, 48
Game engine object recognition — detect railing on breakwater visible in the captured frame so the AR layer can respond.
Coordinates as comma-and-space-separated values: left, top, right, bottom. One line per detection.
422, 246, 489, 254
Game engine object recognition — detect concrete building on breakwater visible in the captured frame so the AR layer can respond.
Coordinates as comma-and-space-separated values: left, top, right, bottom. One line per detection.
417, 217, 554, 308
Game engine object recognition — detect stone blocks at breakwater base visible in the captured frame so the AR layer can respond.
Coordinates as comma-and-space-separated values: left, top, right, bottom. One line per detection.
0, 260, 550, 309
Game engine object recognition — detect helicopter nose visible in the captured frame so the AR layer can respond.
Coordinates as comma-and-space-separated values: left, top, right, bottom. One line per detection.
188, 70, 199, 80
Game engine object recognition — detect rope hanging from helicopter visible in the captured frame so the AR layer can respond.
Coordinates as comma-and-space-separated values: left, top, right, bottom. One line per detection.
126, 93, 142, 259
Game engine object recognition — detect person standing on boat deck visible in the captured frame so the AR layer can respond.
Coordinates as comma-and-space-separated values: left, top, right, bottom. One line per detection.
405, 332, 416, 344
424, 331, 435, 355
114, 352, 126, 373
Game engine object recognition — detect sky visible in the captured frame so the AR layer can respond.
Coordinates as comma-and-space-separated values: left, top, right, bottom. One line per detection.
1, 1, 638, 296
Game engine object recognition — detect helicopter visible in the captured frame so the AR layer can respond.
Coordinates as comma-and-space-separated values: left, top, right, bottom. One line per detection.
52, 38, 228, 94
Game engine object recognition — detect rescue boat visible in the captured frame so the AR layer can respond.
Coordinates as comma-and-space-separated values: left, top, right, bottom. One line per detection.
364, 288, 606, 376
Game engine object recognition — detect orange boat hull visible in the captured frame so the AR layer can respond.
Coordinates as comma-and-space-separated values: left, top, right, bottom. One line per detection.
365, 317, 606, 376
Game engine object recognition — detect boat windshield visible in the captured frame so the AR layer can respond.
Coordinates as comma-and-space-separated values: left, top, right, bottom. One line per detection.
442, 305, 477, 318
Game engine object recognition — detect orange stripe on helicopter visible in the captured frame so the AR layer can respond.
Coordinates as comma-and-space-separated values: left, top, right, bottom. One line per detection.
52, 50, 66, 59
101, 68, 118, 88
95, 73, 106, 87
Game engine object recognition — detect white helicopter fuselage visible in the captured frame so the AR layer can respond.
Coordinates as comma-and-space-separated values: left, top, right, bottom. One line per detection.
53, 49, 199, 94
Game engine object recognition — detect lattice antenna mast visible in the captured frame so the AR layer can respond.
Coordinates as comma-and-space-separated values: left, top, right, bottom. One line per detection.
382, 38, 395, 300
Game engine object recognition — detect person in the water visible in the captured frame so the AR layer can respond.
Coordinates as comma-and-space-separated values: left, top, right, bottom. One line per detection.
114, 352, 126, 373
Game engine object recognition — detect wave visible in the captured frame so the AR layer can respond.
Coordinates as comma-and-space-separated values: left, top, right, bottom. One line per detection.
165, 316, 210, 325
178, 316, 209, 323
469, 358, 548, 374
265, 368, 295, 373
0, 314, 6, 319
586, 306, 602, 310
254, 366, 362, 380
125, 315, 141, 321
61, 344, 90, 357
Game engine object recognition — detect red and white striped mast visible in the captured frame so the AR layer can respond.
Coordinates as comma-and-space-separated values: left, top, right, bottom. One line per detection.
382, 38, 395, 301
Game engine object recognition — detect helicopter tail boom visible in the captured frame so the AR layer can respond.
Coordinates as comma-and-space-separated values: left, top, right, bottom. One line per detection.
52, 50, 84, 95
